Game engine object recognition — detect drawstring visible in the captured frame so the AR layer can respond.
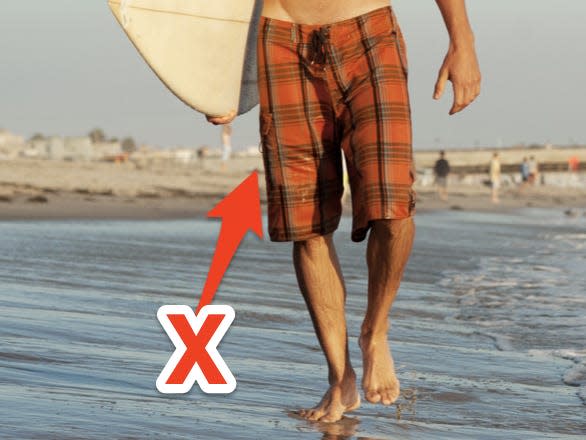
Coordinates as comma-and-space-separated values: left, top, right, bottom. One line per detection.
309, 27, 330, 65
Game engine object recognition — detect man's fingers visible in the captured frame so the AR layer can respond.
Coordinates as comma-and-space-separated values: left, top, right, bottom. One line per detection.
449, 83, 465, 115
433, 68, 449, 100
474, 81, 481, 100
461, 86, 474, 112
206, 109, 237, 125
449, 79, 480, 115
468, 83, 480, 105
208, 116, 230, 125
207, 116, 234, 125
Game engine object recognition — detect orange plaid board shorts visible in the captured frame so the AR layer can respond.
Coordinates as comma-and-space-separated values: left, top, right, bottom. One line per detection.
257, 6, 415, 243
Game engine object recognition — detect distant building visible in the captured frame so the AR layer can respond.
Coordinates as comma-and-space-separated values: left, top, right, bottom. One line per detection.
0, 129, 25, 159
93, 140, 122, 160
171, 148, 196, 164
21, 136, 92, 161
64, 136, 93, 161
24, 138, 48, 158
234, 146, 262, 157
0, 129, 25, 148
47, 136, 65, 160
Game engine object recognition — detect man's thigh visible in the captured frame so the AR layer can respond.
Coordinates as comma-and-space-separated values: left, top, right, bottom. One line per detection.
338, 10, 415, 243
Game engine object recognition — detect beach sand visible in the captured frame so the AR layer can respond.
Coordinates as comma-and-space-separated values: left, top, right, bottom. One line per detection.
1, 158, 585, 221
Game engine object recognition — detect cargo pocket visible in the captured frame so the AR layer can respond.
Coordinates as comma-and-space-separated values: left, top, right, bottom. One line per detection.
259, 111, 281, 192
259, 111, 289, 240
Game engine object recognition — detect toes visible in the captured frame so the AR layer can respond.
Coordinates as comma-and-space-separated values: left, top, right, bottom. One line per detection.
298, 406, 345, 423
381, 387, 400, 405
381, 390, 393, 406
299, 408, 319, 420
365, 390, 382, 404
307, 409, 325, 421
366, 388, 400, 405
319, 410, 343, 423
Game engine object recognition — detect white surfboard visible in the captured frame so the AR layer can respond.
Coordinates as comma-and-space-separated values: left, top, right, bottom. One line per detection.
108, 0, 261, 116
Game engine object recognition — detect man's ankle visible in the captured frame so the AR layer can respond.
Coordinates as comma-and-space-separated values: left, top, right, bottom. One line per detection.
359, 326, 389, 343
328, 367, 356, 386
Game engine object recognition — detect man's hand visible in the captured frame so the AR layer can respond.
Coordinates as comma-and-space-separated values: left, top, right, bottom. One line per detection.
433, 0, 481, 115
433, 42, 481, 115
206, 109, 237, 125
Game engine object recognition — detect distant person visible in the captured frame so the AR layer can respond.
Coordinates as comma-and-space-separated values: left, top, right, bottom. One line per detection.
197, 146, 209, 170
568, 156, 580, 173
518, 156, 530, 194
433, 150, 450, 201
520, 157, 530, 183
221, 124, 233, 170
528, 155, 539, 185
490, 153, 501, 203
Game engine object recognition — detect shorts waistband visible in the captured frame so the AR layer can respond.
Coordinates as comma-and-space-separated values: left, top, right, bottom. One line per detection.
259, 6, 396, 45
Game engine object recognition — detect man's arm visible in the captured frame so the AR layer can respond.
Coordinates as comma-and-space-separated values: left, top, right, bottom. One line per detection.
433, 0, 481, 115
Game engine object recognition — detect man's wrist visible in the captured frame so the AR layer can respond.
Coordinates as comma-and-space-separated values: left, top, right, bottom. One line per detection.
449, 28, 475, 49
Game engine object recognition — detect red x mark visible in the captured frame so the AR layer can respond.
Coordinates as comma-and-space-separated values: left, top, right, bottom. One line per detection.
156, 305, 236, 394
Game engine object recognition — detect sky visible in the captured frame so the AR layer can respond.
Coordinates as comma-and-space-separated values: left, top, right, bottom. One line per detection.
1, 1, 585, 151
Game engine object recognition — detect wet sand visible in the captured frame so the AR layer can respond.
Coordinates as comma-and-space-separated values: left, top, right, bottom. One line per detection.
1, 211, 585, 439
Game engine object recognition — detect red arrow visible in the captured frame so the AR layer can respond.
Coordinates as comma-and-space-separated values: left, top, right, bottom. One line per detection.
196, 171, 263, 313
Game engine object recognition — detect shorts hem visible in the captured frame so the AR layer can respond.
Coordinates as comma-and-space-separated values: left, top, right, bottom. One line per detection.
351, 208, 415, 242
268, 222, 341, 243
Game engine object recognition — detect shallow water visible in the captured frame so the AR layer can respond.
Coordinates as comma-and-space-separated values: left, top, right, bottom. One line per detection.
1, 209, 585, 439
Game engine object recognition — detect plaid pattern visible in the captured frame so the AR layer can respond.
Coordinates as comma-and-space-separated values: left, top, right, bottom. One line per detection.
258, 6, 415, 243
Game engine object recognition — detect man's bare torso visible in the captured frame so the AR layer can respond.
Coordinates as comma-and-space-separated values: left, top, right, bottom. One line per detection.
262, 0, 391, 25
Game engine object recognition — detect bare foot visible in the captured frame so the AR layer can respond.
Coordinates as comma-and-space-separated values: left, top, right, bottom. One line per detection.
298, 372, 360, 423
359, 333, 400, 405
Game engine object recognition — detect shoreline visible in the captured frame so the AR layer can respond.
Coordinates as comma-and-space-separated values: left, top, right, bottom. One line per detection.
0, 192, 216, 221
1, 187, 585, 222
1, 158, 585, 222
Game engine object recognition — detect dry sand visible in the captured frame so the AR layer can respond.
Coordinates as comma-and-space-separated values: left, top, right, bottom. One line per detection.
1, 156, 585, 221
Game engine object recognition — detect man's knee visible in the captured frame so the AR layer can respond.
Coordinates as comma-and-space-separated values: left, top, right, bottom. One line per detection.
370, 217, 414, 240
293, 233, 333, 256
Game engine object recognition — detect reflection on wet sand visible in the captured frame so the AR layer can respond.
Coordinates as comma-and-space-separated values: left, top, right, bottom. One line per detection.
288, 412, 361, 440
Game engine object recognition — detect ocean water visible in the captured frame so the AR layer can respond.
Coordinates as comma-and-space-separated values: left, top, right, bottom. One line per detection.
0, 209, 585, 439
